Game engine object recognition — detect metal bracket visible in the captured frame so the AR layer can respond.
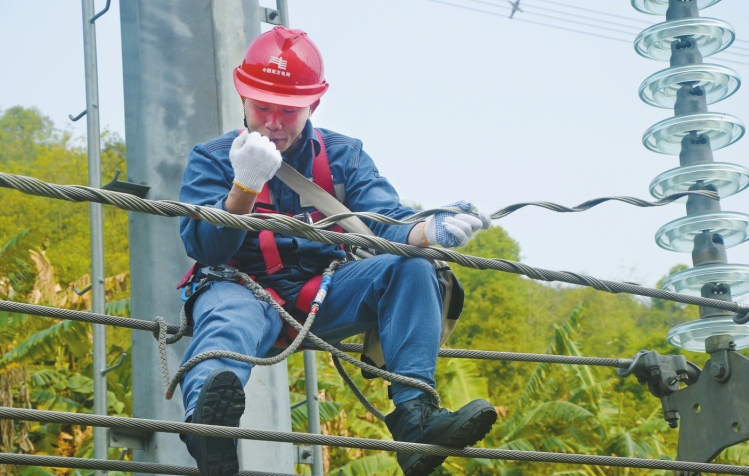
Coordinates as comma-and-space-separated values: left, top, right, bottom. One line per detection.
667, 337, 749, 467
259, 6, 282, 25
108, 427, 150, 450
101, 353, 127, 376
74, 284, 92, 296
102, 170, 150, 198
89, 0, 112, 23
294, 445, 313, 465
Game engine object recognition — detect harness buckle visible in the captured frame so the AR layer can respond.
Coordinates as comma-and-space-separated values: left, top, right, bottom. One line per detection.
292, 212, 313, 225
202, 264, 239, 282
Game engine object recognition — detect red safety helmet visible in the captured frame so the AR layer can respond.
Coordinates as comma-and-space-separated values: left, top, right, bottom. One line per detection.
233, 26, 329, 108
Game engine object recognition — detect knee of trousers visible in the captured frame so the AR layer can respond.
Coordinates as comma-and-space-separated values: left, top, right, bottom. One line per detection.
386, 256, 438, 289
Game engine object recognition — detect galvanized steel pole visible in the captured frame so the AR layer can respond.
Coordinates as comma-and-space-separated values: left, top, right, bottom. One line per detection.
303, 350, 324, 476
275, 0, 290, 28
80, 0, 108, 472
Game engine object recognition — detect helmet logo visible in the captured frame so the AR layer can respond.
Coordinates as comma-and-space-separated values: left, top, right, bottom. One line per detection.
268, 56, 288, 70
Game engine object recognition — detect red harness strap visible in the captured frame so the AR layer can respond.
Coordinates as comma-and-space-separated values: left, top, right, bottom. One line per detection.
272, 274, 322, 348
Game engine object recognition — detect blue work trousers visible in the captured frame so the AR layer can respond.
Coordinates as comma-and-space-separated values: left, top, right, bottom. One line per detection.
179, 255, 442, 416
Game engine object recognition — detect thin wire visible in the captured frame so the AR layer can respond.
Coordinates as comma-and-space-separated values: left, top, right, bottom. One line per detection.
463, 0, 642, 36
530, 0, 749, 49
425, 0, 632, 43
422, 0, 749, 66
529, 0, 653, 26
468, 0, 644, 32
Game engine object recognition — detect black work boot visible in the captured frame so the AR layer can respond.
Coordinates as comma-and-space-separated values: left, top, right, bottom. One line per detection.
385, 396, 497, 476
186, 369, 246, 476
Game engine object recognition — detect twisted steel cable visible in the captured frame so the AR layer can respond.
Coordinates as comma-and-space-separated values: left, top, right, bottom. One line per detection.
0, 452, 291, 476
0, 172, 745, 316
0, 299, 637, 369
334, 343, 634, 368
3, 407, 749, 474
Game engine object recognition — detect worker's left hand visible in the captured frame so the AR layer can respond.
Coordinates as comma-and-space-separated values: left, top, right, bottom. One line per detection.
423, 201, 491, 248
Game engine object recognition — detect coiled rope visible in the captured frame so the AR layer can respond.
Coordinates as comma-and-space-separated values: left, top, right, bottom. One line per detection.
2, 406, 749, 475
153, 262, 438, 414
0, 172, 745, 316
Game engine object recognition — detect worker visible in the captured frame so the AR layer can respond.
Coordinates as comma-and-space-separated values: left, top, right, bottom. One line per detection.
177, 26, 497, 476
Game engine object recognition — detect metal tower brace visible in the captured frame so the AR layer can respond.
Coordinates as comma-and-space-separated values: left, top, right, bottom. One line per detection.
120, 1, 293, 473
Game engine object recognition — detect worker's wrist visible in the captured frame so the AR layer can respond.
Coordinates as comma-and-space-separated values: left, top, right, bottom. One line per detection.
232, 180, 261, 195
407, 222, 429, 247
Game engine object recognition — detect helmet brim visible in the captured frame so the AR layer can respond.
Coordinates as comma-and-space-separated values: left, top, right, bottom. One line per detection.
234, 74, 328, 108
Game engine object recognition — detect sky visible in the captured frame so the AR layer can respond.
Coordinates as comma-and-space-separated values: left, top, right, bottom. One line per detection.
1, 0, 749, 300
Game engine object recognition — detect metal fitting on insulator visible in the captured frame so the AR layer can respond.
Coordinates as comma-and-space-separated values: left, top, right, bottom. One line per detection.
666, 0, 699, 21
679, 132, 714, 166
686, 182, 721, 215
674, 85, 708, 116
692, 232, 727, 266
670, 36, 704, 67
692, 231, 728, 266
699, 282, 734, 319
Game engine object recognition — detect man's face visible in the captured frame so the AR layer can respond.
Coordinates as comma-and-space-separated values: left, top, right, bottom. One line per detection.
243, 98, 310, 153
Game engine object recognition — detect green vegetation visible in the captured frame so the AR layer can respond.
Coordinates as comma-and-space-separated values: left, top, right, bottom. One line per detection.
1, 106, 748, 475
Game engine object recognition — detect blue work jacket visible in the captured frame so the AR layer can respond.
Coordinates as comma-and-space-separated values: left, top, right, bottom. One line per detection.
179, 120, 419, 306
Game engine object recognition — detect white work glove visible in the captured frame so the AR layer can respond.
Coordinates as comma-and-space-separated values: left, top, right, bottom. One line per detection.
229, 130, 282, 193
423, 201, 491, 248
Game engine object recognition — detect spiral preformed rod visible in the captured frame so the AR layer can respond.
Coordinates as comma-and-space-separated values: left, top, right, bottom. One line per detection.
0, 173, 746, 316
3, 407, 749, 474
0, 171, 717, 225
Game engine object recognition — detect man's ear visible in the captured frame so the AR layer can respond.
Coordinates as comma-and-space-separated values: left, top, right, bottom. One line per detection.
309, 99, 321, 116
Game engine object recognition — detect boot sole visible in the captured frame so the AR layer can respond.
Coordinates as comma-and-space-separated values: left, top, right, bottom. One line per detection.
193, 369, 246, 476
401, 400, 497, 476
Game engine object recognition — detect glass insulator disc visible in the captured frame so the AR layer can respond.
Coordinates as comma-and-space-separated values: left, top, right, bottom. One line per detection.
661, 263, 749, 297
655, 211, 749, 252
649, 163, 749, 200
632, 0, 721, 16
642, 112, 745, 155
639, 64, 741, 108
634, 18, 735, 61
668, 317, 749, 352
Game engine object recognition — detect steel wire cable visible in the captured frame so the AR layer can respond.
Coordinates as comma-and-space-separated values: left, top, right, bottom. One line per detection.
3, 407, 749, 474
0, 452, 292, 476
0, 172, 746, 316
0, 298, 639, 370
334, 343, 635, 368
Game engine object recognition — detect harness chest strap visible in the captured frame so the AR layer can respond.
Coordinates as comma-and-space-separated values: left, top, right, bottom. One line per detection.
254, 129, 342, 276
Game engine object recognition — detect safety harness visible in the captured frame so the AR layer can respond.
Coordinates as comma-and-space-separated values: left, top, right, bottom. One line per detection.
177, 129, 348, 349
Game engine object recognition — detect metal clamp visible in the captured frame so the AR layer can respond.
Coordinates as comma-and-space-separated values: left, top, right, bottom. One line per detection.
102, 170, 151, 198
202, 265, 239, 282
618, 350, 700, 397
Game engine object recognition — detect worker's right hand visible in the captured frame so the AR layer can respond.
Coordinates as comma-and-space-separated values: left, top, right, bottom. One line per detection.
229, 130, 282, 193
